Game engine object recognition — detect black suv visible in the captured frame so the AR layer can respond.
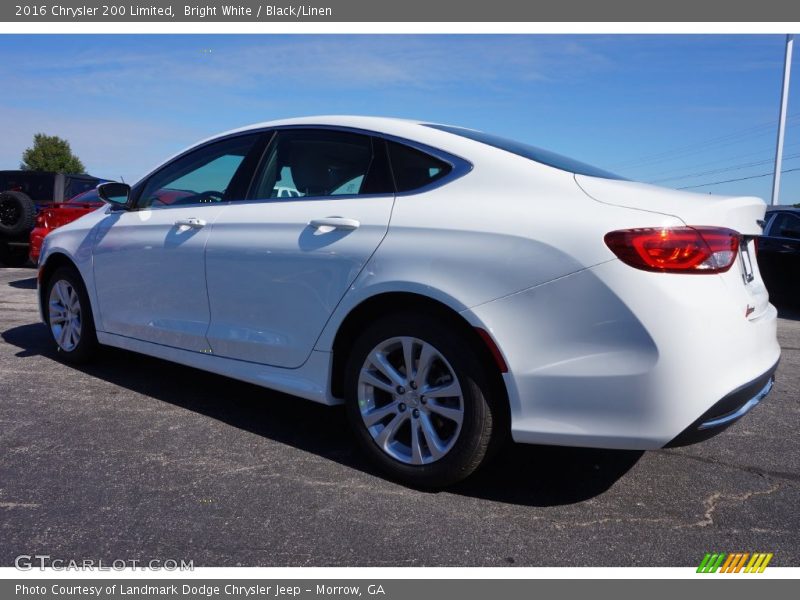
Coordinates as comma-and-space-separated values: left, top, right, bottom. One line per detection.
0, 171, 103, 266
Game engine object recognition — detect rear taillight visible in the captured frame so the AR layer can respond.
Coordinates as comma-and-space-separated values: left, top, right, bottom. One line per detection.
604, 227, 739, 274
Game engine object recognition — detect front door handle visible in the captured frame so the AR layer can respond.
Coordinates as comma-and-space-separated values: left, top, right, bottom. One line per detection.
174, 218, 206, 229
309, 217, 360, 231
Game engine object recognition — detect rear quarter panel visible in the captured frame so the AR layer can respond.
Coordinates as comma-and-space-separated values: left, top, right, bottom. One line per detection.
315, 152, 685, 353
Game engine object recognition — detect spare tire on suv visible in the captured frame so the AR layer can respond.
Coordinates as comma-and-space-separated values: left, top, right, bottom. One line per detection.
0, 191, 36, 236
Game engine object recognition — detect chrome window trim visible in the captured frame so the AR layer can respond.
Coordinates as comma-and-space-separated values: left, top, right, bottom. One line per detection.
131, 124, 474, 209
245, 124, 473, 201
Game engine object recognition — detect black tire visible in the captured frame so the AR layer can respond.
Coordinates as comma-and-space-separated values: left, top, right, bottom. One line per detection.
344, 312, 501, 488
0, 191, 36, 236
43, 266, 98, 364
0, 243, 30, 267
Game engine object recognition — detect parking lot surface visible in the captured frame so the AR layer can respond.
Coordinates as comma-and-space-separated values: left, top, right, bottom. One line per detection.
0, 267, 798, 566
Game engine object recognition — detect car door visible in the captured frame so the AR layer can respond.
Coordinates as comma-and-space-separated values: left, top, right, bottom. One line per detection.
204, 128, 396, 368
92, 133, 264, 352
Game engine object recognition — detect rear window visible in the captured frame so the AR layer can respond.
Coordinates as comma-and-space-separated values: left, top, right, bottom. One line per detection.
0, 171, 55, 202
425, 124, 625, 180
387, 141, 452, 192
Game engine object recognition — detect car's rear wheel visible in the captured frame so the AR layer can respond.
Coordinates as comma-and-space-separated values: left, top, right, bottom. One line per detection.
345, 312, 500, 488
45, 266, 98, 363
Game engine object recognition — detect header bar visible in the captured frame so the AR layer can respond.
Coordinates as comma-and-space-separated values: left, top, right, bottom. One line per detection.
3, 1, 800, 23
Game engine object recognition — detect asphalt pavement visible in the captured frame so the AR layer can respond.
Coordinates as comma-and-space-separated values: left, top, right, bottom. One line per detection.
0, 266, 797, 567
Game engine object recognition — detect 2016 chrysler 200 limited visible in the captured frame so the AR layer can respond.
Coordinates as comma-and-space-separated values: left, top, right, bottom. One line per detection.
38, 116, 781, 487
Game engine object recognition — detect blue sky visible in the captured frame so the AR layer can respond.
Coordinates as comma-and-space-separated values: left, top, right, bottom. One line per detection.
0, 34, 798, 204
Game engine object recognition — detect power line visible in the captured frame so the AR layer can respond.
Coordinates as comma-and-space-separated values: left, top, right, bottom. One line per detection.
640, 140, 800, 180
649, 152, 800, 184
612, 114, 800, 171
676, 166, 800, 190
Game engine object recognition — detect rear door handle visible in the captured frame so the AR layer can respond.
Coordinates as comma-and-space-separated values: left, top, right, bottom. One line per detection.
174, 218, 206, 229
309, 217, 360, 231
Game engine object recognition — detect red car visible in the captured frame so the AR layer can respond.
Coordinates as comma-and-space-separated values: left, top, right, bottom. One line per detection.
28, 187, 196, 263
29, 188, 103, 263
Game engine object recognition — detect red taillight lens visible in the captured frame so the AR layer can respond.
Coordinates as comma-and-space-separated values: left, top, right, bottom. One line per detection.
604, 227, 740, 274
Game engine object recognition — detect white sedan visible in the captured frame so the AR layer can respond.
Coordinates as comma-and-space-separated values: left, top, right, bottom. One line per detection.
38, 116, 780, 487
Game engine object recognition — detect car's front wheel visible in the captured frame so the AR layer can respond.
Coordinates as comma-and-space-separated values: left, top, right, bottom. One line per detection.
345, 312, 501, 488
45, 266, 98, 363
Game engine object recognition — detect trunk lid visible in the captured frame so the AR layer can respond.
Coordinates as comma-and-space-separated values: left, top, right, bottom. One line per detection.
575, 175, 767, 235
576, 175, 771, 320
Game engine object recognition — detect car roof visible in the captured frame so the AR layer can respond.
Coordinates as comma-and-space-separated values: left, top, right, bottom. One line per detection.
137, 116, 484, 184
221, 115, 423, 135
766, 206, 800, 212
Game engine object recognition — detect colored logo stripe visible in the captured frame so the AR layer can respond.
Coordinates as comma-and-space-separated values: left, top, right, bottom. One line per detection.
745, 553, 773, 573
697, 553, 726, 573
697, 552, 773, 573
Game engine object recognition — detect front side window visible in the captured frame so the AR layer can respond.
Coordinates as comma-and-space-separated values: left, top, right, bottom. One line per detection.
138, 134, 259, 208
249, 129, 392, 200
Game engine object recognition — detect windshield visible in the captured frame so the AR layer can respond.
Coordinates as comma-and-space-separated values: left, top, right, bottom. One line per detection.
425, 124, 625, 181
65, 177, 102, 200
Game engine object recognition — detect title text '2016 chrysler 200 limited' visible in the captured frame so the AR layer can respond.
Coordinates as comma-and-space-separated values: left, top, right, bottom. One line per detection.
37, 116, 780, 487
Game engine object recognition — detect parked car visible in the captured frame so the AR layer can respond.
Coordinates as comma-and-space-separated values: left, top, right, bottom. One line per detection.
757, 206, 800, 305
29, 188, 104, 264
37, 116, 780, 487
0, 170, 105, 266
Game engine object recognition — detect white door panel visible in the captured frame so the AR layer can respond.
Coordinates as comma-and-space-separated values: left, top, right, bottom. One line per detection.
92, 205, 227, 351
205, 196, 393, 367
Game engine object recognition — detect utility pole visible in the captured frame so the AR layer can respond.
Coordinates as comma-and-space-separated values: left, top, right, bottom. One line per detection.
771, 34, 794, 206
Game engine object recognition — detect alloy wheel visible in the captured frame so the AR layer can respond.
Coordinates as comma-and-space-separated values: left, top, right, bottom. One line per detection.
48, 279, 82, 352
357, 336, 464, 465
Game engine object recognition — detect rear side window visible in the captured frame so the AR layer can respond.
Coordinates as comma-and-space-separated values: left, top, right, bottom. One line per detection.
425, 123, 625, 180
249, 129, 393, 200
387, 141, 452, 192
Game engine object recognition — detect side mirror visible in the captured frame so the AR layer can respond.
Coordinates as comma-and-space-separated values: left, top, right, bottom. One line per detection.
97, 182, 132, 209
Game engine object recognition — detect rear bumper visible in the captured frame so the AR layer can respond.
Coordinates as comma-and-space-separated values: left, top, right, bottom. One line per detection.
464, 259, 782, 449
664, 361, 777, 447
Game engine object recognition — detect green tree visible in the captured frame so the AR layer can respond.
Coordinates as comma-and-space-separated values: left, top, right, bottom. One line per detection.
20, 133, 85, 173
